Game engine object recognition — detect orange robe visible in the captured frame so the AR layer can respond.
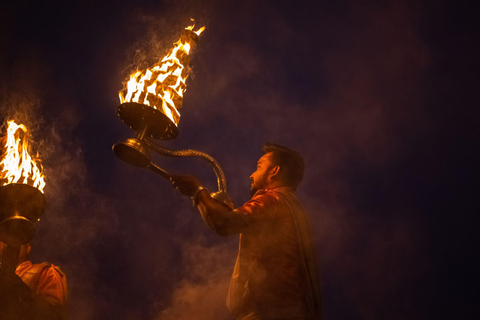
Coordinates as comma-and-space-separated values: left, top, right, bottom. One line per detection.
15, 260, 67, 317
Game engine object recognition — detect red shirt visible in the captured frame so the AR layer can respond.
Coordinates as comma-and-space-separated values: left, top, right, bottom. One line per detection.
226, 187, 311, 319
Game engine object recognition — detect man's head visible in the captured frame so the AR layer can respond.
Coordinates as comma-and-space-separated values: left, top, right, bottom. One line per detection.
250, 143, 304, 195
0, 241, 31, 266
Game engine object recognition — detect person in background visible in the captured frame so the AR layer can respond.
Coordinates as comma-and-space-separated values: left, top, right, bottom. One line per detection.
172, 143, 322, 320
0, 241, 67, 320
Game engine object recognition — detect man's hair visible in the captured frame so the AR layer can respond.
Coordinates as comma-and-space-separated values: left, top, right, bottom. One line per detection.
263, 143, 305, 190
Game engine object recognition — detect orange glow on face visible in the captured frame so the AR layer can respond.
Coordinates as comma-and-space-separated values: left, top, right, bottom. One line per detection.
0, 120, 46, 193
118, 23, 205, 126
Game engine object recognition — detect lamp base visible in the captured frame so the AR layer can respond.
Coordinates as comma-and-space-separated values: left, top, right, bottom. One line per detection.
117, 103, 179, 140
112, 138, 151, 168
0, 184, 46, 246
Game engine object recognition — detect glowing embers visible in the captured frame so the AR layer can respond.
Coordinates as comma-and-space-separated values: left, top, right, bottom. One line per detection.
0, 120, 46, 193
118, 23, 205, 128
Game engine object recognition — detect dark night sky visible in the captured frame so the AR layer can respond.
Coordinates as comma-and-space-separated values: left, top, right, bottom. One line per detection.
0, 0, 478, 319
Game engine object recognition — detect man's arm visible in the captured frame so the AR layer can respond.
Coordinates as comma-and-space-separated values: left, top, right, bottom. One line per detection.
0, 271, 65, 320
196, 189, 247, 235
171, 175, 248, 236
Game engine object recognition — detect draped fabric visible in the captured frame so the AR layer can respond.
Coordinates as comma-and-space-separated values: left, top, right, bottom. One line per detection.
226, 187, 322, 319
16, 261, 68, 317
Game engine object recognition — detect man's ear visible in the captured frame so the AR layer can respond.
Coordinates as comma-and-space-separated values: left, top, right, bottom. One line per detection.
270, 165, 280, 179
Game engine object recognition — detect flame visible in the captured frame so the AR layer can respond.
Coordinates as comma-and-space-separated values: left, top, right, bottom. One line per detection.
0, 120, 46, 193
119, 23, 205, 126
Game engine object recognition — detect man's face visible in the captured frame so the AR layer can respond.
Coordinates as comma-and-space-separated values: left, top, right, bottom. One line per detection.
250, 153, 274, 196
0, 241, 30, 265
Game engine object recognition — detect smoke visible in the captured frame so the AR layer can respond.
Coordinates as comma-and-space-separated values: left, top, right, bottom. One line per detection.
0, 0, 439, 319
0, 55, 119, 319
108, 0, 434, 319
162, 1, 431, 319
154, 239, 235, 320
34, 123, 118, 319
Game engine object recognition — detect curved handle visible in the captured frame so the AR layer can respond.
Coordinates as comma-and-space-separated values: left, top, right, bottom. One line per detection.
144, 138, 227, 193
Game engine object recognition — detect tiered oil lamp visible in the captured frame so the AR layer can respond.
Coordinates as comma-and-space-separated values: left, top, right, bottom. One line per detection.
113, 23, 233, 208
0, 120, 46, 275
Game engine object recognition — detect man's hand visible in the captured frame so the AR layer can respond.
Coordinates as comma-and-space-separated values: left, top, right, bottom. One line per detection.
170, 174, 204, 198
171, 175, 246, 235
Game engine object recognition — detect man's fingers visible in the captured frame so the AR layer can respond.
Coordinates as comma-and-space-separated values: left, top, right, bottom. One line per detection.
170, 175, 201, 197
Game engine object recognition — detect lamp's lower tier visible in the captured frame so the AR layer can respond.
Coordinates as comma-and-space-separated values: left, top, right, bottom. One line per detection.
0, 184, 46, 246
117, 103, 179, 140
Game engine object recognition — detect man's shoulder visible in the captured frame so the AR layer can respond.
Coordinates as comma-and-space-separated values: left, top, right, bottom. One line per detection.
23, 262, 60, 274
257, 187, 305, 216
20, 262, 66, 284
246, 189, 282, 207
236, 187, 299, 221
253, 186, 295, 198
35, 262, 66, 281
253, 187, 298, 206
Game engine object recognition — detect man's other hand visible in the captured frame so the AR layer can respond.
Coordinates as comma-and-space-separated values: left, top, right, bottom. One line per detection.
170, 174, 203, 198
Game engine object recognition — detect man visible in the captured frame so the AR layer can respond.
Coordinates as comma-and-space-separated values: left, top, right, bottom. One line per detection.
172, 143, 322, 320
0, 241, 67, 320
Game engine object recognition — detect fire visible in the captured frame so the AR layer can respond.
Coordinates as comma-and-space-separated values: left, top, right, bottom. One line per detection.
0, 120, 46, 193
119, 23, 206, 126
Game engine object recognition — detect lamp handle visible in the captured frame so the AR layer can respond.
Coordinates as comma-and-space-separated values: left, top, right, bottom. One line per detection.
144, 138, 227, 193
147, 163, 172, 180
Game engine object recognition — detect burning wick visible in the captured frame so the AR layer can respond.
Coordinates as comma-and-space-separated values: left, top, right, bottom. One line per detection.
118, 23, 206, 127
113, 22, 230, 207
0, 120, 46, 193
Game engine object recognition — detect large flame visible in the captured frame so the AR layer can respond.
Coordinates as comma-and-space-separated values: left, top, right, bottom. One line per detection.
119, 23, 205, 126
0, 120, 46, 193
